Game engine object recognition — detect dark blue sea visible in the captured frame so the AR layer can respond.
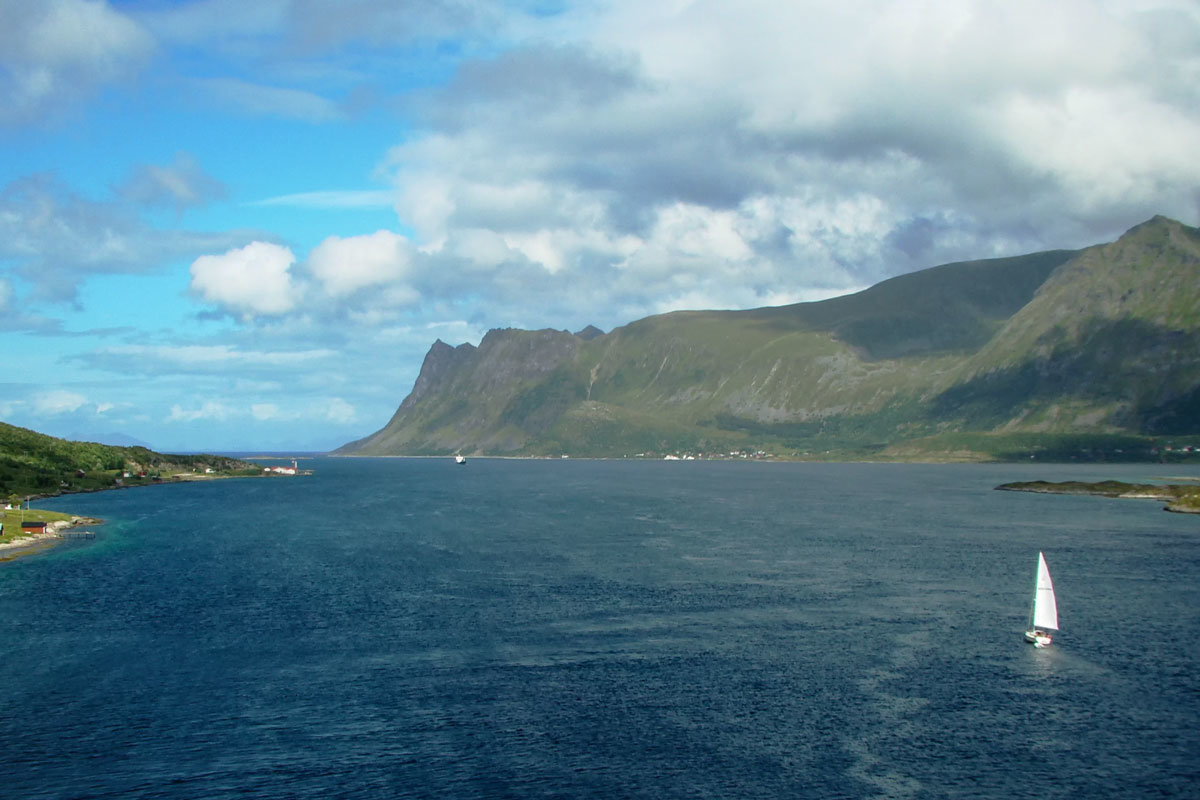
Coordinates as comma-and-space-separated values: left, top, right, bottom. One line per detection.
3, 459, 1199, 799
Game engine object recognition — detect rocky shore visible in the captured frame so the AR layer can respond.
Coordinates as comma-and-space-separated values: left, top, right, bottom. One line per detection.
996, 480, 1200, 514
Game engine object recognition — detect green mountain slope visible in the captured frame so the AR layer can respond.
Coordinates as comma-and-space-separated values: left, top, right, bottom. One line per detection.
339, 216, 1200, 461
0, 422, 256, 499
932, 216, 1200, 434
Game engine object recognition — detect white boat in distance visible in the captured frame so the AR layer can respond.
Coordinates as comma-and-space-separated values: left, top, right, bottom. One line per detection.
1023, 551, 1059, 647
454, 454, 466, 465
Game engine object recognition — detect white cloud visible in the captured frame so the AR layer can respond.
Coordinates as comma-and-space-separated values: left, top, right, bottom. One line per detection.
33, 390, 87, 415
118, 152, 227, 213
193, 77, 345, 122
135, 0, 286, 45
308, 230, 415, 298
0, 0, 154, 126
394, 170, 457, 249
448, 228, 518, 270
73, 344, 341, 393
168, 401, 233, 423
251, 403, 279, 421
0, 174, 258, 304
137, 0, 501, 54
986, 85, 1200, 211
96, 344, 335, 368
629, 203, 753, 271
189, 241, 299, 316
325, 397, 356, 424
166, 397, 356, 426
254, 189, 395, 209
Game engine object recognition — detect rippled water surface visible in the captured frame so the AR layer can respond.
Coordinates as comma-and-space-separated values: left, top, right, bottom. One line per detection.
3, 459, 1199, 799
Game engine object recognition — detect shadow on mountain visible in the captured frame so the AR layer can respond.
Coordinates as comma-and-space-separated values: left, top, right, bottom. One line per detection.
746, 250, 1076, 360
930, 318, 1200, 433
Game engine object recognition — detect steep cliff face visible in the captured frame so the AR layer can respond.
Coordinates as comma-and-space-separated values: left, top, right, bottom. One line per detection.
339, 216, 1200, 458
338, 328, 587, 455
403, 339, 478, 407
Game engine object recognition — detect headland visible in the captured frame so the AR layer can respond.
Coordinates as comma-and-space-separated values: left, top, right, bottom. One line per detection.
996, 479, 1200, 514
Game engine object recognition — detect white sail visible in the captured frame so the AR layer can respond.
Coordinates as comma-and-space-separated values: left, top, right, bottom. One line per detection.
1031, 551, 1059, 631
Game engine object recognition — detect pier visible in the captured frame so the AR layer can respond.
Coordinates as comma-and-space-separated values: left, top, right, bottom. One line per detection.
56, 530, 95, 540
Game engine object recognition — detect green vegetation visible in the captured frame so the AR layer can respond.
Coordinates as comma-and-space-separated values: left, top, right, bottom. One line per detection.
997, 480, 1200, 514
0, 421, 259, 501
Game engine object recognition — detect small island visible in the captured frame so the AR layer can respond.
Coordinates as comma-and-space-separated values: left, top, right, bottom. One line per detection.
996, 480, 1200, 514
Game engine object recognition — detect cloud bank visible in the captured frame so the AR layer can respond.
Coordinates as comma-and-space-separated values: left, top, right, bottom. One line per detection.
0, 0, 153, 126
184, 0, 1200, 331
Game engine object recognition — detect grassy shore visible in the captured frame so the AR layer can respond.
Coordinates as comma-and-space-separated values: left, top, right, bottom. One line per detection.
0, 507, 103, 561
1, 507, 74, 540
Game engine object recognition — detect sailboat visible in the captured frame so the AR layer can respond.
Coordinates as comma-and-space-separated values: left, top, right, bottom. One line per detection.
1023, 551, 1059, 647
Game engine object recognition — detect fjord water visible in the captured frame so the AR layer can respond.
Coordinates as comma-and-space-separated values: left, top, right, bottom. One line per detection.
3, 459, 1198, 799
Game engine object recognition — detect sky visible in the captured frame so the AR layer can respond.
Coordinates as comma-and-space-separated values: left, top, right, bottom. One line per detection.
2, 0, 1198, 453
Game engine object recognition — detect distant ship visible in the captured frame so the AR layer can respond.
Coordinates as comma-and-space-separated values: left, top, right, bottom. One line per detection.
455, 454, 466, 465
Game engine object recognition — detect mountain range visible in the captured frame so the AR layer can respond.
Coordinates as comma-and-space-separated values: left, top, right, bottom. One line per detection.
339, 216, 1200, 461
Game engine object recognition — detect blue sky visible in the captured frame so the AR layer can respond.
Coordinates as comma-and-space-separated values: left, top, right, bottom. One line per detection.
2, 0, 1198, 452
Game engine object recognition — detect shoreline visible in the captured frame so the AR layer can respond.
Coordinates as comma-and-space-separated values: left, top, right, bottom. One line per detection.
995, 480, 1200, 514
0, 516, 104, 563
1, 468, 299, 564
16, 466, 301, 505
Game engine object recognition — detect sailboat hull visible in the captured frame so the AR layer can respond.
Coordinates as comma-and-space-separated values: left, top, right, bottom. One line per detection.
1024, 630, 1052, 647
